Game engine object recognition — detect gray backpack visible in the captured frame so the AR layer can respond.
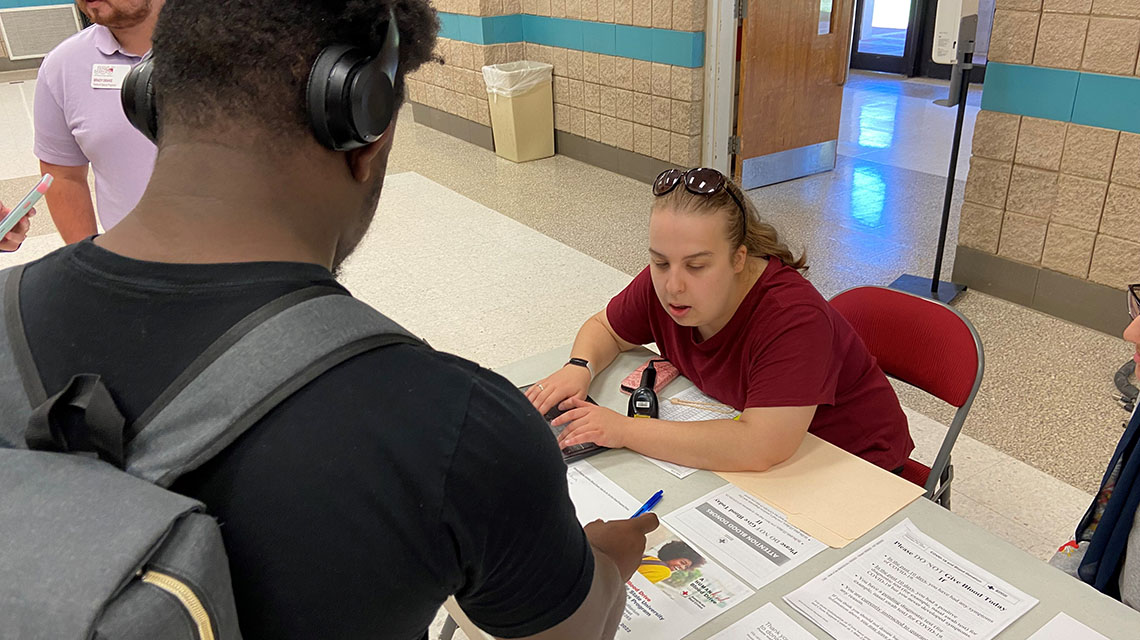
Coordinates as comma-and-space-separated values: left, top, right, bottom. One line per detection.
0, 264, 423, 639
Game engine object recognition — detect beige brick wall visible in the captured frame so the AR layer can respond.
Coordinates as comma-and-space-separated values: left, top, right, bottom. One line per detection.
962, 114, 1140, 289
958, 0, 1140, 291
432, 0, 522, 16
405, 0, 706, 165
406, 40, 524, 129
990, 0, 1140, 73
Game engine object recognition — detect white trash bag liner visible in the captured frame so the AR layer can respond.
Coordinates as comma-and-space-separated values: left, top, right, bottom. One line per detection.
482, 61, 553, 98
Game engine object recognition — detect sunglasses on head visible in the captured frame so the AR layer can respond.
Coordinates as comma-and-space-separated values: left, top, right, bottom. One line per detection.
653, 168, 748, 231
1130, 284, 1140, 320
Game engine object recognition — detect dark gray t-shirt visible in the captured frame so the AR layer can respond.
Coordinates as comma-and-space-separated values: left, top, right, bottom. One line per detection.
18, 239, 593, 639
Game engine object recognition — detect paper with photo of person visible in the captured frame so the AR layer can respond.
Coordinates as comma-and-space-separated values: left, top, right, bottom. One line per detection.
563, 461, 755, 639
620, 526, 754, 639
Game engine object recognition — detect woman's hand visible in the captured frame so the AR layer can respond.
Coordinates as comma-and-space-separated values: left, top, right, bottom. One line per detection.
526, 364, 592, 415
553, 397, 634, 449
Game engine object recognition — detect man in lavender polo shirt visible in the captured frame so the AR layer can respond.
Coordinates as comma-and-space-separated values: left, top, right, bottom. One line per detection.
33, 0, 162, 243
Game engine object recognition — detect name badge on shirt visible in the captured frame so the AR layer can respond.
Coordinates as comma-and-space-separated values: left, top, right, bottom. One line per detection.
91, 64, 133, 90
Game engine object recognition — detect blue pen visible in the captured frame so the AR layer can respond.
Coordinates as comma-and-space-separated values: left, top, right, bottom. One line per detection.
631, 490, 664, 518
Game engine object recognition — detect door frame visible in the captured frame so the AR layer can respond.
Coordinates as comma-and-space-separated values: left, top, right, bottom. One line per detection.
701, 0, 737, 175
849, 0, 926, 75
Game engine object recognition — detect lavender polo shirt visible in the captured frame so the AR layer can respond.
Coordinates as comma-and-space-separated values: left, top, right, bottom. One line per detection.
34, 25, 157, 231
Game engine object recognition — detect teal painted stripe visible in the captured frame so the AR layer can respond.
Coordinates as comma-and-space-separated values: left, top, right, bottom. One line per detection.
438, 13, 522, 45
1073, 72, 1140, 135
615, 25, 653, 60
579, 20, 616, 56
437, 12, 704, 67
979, 63, 1079, 122
980, 62, 1140, 134
523, 14, 584, 50
650, 27, 704, 67
0, 0, 70, 8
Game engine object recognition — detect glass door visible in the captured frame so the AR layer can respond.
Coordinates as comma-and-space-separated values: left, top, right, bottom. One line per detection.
850, 0, 924, 75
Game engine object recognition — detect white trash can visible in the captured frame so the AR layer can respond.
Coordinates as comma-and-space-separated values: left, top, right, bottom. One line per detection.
482, 61, 555, 163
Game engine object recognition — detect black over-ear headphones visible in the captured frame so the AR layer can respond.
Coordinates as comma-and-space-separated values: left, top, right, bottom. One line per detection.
120, 50, 157, 142
120, 9, 400, 151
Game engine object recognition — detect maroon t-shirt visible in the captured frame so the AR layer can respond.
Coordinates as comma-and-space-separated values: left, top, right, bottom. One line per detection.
606, 259, 913, 470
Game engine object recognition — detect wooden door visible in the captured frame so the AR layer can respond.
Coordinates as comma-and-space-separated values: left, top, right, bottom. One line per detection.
734, 0, 856, 188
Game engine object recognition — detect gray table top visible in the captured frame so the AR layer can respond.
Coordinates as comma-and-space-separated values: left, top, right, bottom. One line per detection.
492, 346, 1140, 639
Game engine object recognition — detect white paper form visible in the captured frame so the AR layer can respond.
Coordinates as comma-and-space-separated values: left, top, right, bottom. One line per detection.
645, 388, 742, 479
565, 462, 755, 639
707, 603, 817, 640
784, 519, 1038, 640
664, 486, 827, 590
566, 460, 642, 525
1026, 613, 1110, 640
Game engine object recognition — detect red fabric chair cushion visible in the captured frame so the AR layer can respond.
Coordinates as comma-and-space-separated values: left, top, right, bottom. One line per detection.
900, 458, 931, 489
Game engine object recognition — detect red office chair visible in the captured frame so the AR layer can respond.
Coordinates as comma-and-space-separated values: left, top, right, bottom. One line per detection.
829, 286, 984, 508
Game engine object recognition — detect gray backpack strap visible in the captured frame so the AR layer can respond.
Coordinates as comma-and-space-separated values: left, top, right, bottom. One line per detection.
125, 290, 423, 487
126, 285, 345, 439
0, 264, 45, 449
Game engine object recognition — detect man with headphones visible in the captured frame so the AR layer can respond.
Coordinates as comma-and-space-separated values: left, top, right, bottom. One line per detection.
14, 0, 654, 638
33, 0, 161, 243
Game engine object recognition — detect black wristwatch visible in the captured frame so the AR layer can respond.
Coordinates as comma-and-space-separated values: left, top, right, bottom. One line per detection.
566, 357, 594, 378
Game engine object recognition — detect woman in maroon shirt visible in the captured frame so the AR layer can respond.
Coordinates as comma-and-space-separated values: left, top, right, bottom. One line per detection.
526, 168, 912, 472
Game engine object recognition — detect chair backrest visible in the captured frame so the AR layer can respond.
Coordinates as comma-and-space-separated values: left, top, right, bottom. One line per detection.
831, 286, 985, 498
829, 286, 983, 409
